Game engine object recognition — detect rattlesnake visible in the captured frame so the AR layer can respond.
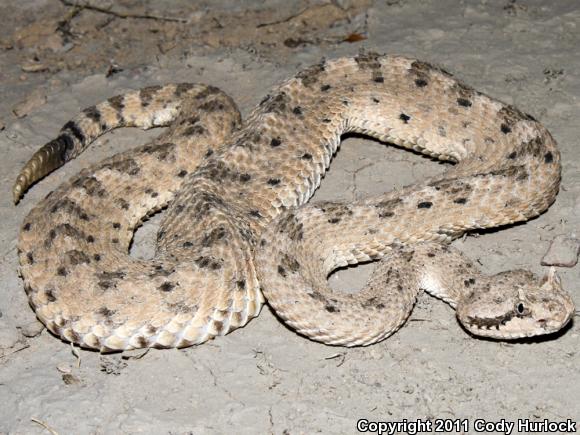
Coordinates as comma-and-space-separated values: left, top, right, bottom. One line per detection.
14, 53, 574, 351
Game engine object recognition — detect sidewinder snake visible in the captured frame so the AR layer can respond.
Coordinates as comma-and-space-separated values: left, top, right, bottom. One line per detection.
13, 53, 575, 351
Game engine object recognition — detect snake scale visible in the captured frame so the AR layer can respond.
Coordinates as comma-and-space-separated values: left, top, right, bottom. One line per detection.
14, 53, 574, 351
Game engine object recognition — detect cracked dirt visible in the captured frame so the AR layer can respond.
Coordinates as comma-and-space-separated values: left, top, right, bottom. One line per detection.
0, 1, 579, 434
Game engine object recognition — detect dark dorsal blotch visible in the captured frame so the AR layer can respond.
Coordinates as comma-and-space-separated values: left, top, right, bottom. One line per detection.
295, 60, 326, 87
200, 159, 231, 182
142, 142, 175, 161
50, 198, 91, 221
96, 307, 114, 319
139, 85, 161, 107
102, 158, 141, 176
115, 198, 130, 210
308, 291, 327, 303
64, 249, 91, 265
375, 197, 402, 215
175, 83, 195, 96
261, 92, 290, 113
135, 336, 148, 348
97, 270, 126, 280
159, 282, 175, 292
277, 265, 287, 278
201, 226, 228, 247
180, 115, 200, 126
72, 175, 107, 197
148, 265, 173, 278
517, 136, 543, 158
281, 253, 301, 273
276, 212, 304, 241
184, 125, 207, 136
83, 106, 102, 123
45, 223, 86, 248
194, 256, 222, 270
63, 120, 86, 145
355, 51, 382, 71
44, 288, 57, 302
52, 134, 75, 162
108, 95, 125, 112
361, 297, 378, 309
193, 84, 220, 99
249, 210, 262, 219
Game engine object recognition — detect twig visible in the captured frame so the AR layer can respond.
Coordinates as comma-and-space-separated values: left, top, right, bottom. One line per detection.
121, 348, 150, 360
59, 0, 188, 23
256, 6, 312, 28
70, 342, 81, 368
0, 344, 30, 359
31, 418, 60, 435
324, 352, 346, 367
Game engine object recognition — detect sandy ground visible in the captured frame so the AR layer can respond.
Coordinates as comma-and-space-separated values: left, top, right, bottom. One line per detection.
1, 1, 579, 434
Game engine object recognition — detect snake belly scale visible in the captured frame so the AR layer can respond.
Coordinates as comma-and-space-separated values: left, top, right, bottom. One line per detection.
14, 53, 574, 351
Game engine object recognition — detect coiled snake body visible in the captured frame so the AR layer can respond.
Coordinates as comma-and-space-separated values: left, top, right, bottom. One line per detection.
14, 54, 574, 351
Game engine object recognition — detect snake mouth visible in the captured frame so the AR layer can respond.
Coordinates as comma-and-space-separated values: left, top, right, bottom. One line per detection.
463, 313, 572, 339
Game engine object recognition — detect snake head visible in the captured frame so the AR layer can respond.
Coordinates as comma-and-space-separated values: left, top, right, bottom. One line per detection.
457, 268, 575, 339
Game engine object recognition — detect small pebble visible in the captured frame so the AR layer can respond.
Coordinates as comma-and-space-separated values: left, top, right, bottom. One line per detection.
62, 373, 81, 385
18, 320, 45, 338
59, 42, 74, 53
21, 62, 49, 73
12, 88, 47, 118
0, 324, 20, 349
541, 234, 580, 267
56, 363, 72, 374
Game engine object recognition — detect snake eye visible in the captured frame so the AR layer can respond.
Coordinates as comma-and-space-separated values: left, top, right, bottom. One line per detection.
516, 302, 525, 315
